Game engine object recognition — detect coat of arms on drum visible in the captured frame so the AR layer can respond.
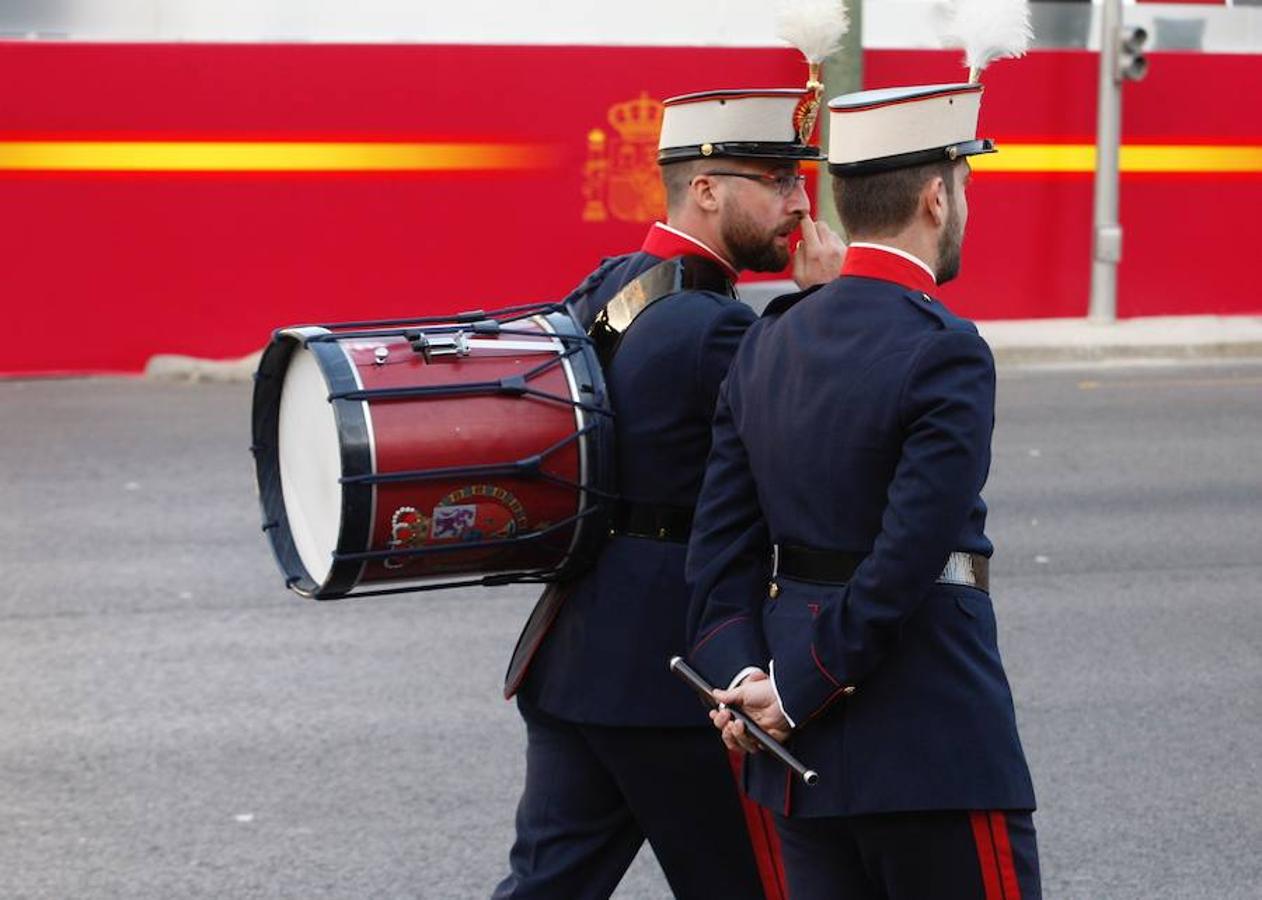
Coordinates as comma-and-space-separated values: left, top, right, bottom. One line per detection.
581, 92, 666, 224
384, 485, 533, 570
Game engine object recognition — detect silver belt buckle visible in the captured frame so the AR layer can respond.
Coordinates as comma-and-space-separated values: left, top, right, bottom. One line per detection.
938, 551, 976, 588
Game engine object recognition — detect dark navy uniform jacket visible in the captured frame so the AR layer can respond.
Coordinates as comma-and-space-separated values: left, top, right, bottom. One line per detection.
686, 245, 1036, 817
517, 224, 758, 727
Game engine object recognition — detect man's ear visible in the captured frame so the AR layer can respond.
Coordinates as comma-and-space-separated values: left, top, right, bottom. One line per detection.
924, 175, 948, 228
690, 173, 722, 213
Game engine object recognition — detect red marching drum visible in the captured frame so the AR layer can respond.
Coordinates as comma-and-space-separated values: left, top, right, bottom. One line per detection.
251, 304, 613, 599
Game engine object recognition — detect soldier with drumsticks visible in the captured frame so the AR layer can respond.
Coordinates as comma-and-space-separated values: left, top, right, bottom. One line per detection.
684, 51, 1044, 900
492, 81, 846, 900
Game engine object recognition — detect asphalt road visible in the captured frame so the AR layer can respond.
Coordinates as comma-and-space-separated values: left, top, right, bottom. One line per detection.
2, 359, 1260, 899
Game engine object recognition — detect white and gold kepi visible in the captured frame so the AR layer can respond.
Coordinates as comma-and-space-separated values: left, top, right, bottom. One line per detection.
825, 0, 1032, 175
826, 82, 996, 175
657, 89, 827, 163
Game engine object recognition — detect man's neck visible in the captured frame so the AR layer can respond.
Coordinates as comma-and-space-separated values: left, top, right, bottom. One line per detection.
658, 219, 739, 275
848, 234, 938, 282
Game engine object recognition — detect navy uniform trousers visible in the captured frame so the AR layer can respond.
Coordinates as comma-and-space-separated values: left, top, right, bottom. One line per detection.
686, 248, 1041, 899
494, 236, 778, 900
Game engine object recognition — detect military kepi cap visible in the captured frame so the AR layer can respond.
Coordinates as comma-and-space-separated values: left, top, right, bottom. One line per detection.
827, 83, 996, 176
658, 89, 826, 164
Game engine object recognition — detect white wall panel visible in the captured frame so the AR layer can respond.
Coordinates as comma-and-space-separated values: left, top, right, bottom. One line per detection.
2, 0, 1259, 53
1, 0, 786, 45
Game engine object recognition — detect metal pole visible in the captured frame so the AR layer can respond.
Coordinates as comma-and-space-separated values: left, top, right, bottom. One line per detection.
1088, 0, 1123, 323
816, 1, 863, 235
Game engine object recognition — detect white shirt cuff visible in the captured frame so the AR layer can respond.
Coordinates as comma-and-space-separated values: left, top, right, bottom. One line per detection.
768, 660, 796, 729
728, 666, 765, 691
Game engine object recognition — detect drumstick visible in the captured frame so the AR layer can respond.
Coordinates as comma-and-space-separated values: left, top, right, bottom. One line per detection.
669, 657, 819, 786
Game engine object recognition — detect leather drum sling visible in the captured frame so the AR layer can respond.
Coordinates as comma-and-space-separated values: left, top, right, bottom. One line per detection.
588, 254, 736, 368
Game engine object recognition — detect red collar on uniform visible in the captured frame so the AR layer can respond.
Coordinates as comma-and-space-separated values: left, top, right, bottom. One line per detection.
840, 244, 937, 296
642, 223, 740, 280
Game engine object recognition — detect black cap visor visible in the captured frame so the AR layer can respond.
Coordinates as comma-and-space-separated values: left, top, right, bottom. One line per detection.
659, 141, 827, 164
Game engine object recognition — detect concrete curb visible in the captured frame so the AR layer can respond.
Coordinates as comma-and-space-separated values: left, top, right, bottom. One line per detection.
144, 351, 262, 383
977, 315, 1262, 366
987, 340, 1262, 366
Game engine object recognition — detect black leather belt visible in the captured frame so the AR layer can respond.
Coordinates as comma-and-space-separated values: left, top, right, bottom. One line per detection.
611, 502, 694, 543
774, 545, 865, 583
773, 544, 990, 593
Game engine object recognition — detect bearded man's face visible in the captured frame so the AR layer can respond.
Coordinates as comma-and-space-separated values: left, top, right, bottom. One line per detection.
715, 166, 807, 272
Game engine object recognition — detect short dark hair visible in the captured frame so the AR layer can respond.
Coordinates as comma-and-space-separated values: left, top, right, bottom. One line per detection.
832, 160, 955, 238
660, 159, 709, 213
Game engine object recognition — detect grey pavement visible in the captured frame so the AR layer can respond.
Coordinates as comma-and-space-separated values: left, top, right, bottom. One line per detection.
2, 360, 1261, 898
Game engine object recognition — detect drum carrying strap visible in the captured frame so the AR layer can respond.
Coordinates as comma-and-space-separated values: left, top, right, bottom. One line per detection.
589, 254, 736, 368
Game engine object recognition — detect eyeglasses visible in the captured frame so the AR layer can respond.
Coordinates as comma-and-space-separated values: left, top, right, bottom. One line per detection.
699, 171, 807, 198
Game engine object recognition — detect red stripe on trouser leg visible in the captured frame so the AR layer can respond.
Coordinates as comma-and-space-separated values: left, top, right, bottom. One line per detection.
727, 750, 790, 900
969, 811, 1004, 900
989, 812, 1023, 900
760, 804, 790, 899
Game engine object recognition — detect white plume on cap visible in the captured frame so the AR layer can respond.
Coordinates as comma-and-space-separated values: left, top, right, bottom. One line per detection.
776, 0, 850, 64
940, 0, 1032, 80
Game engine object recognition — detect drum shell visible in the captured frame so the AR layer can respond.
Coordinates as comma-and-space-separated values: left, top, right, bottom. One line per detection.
251, 310, 611, 599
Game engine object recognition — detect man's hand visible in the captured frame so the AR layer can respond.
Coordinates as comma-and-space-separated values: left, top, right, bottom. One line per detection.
791, 217, 846, 289
708, 670, 792, 753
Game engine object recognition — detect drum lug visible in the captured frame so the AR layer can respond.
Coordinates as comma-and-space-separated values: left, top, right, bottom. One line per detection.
408, 329, 471, 362
499, 375, 528, 396
516, 454, 542, 474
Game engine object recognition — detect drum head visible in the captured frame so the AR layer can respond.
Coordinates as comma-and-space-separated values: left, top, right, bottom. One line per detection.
278, 345, 343, 586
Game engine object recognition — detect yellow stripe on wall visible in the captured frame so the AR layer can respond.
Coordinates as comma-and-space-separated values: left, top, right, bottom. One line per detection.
972, 143, 1262, 174
4, 140, 1256, 175
0, 141, 558, 172
973, 144, 1095, 172
1121, 145, 1262, 173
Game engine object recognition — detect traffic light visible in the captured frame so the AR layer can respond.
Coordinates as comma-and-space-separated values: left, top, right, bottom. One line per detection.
1117, 26, 1148, 82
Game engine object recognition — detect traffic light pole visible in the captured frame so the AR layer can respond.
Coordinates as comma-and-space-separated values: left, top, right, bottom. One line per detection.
1089, 0, 1124, 323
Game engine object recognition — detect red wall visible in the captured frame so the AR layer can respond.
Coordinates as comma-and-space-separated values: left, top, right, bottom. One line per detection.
1, 43, 806, 375
2, 42, 1260, 375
